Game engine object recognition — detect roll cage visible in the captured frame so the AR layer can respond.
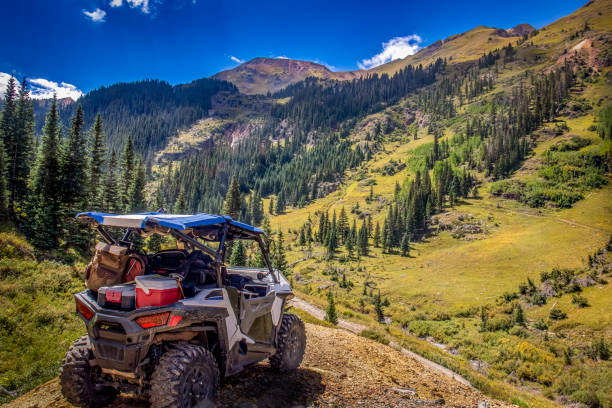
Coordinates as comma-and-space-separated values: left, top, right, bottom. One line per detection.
76, 212, 278, 283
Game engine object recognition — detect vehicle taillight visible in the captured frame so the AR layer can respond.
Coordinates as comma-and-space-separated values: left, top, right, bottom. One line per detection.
135, 312, 170, 329
76, 299, 94, 320
168, 315, 182, 327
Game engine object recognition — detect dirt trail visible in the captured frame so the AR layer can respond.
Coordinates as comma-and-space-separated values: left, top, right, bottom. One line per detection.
480, 202, 610, 233
6, 323, 509, 408
289, 297, 473, 387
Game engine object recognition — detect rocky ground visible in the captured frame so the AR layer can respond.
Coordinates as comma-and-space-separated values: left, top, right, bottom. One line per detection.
5, 323, 511, 408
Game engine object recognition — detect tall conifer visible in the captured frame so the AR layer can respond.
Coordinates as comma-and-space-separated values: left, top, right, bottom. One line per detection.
9, 78, 34, 218
101, 150, 119, 213
88, 114, 106, 207
29, 95, 62, 249
223, 175, 241, 220
119, 137, 135, 210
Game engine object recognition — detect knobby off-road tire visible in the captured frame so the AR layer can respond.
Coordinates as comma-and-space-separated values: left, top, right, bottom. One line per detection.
270, 313, 306, 371
59, 336, 118, 408
150, 343, 219, 408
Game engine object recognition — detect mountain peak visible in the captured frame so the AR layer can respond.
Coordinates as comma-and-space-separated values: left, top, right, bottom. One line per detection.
212, 57, 362, 95
506, 23, 535, 37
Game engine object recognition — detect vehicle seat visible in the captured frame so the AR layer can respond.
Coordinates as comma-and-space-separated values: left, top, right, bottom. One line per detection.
229, 274, 252, 291
148, 249, 188, 275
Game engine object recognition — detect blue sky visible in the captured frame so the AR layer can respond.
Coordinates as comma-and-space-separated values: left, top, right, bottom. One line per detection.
0, 0, 587, 95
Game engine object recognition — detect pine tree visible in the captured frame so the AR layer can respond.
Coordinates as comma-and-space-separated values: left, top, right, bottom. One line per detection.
250, 190, 263, 225
374, 292, 385, 323
119, 137, 135, 211
60, 104, 88, 207
382, 219, 391, 253
345, 232, 354, 258
275, 190, 285, 214
8, 78, 34, 219
174, 188, 186, 213
326, 222, 337, 258
400, 233, 411, 257
268, 197, 274, 216
88, 114, 106, 208
299, 227, 306, 246
0, 141, 7, 218
29, 95, 62, 249
480, 306, 488, 332
129, 159, 146, 212
261, 216, 273, 240
513, 303, 525, 327
60, 104, 90, 251
325, 291, 338, 325
249, 243, 267, 268
0, 77, 16, 218
373, 221, 381, 247
358, 220, 369, 256
223, 175, 241, 220
273, 229, 288, 274
100, 150, 119, 213
229, 240, 247, 266
337, 206, 349, 242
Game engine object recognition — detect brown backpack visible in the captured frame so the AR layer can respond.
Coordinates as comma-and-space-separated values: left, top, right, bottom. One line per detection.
85, 242, 131, 291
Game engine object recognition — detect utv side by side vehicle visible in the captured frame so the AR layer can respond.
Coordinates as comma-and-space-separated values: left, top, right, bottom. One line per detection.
60, 212, 306, 408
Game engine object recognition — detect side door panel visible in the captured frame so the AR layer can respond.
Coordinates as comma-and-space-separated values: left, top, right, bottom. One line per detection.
239, 291, 275, 343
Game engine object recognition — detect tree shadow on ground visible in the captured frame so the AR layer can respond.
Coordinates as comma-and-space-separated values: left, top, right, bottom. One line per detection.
218, 363, 324, 408
109, 363, 323, 408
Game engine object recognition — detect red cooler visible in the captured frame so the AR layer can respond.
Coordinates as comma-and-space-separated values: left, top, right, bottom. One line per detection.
135, 275, 180, 308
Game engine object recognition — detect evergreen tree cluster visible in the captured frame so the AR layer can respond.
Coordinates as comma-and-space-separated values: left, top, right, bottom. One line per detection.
303, 209, 371, 259
159, 60, 447, 215
58, 78, 237, 163
273, 59, 446, 132
380, 48, 577, 250
0, 77, 148, 252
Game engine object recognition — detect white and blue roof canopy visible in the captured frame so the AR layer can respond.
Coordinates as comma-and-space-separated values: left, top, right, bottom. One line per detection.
76, 212, 264, 234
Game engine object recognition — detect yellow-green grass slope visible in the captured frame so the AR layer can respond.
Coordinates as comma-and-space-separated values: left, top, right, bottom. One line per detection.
0, 230, 85, 405
265, 9, 612, 404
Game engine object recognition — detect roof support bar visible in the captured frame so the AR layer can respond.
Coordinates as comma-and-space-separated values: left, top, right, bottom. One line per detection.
96, 225, 116, 245
256, 235, 278, 283
169, 229, 218, 259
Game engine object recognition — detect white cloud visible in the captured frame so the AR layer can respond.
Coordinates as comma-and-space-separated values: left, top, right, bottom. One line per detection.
0, 73, 17, 96
229, 55, 244, 64
83, 8, 107, 22
29, 78, 83, 100
358, 34, 423, 70
275, 55, 289, 59
112, 0, 150, 13
0, 73, 83, 101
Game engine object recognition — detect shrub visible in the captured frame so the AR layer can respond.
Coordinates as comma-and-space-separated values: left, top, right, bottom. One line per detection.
501, 291, 518, 302
487, 315, 513, 331
571, 294, 589, 307
510, 326, 529, 338
530, 292, 547, 306
586, 337, 610, 361
549, 308, 567, 320
534, 319, 548, 330
359, 329, 390, 345
571, 390, 601, 408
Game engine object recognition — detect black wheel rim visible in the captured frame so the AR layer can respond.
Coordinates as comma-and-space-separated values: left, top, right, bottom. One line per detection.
181, 366, 212, 408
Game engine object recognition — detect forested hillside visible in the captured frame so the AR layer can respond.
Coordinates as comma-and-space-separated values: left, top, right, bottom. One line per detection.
0, 0, 611, 406
19, 78, 241, 164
